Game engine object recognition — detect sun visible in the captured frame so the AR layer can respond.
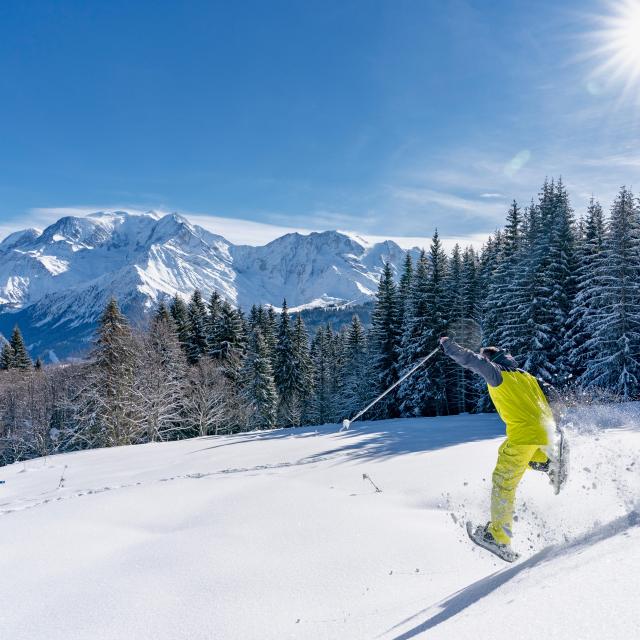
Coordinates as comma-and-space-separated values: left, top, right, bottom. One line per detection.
587, 0, 640, 101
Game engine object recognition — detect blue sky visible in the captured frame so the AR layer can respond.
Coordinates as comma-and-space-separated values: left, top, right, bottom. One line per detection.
1, 0, 639, 246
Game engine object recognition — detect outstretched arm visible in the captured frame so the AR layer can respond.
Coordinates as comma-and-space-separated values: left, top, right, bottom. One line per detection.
439, 337, 503, 387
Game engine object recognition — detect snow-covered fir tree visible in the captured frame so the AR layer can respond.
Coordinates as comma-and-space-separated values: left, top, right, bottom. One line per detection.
211, 301, 246, 383
423, 230, 449, 415
187, 289, 209, 364
370, 262, 401, 417
397, 249, 431, 416
241, 329, 278, 430
10, 326, 32, 370
1, 341, 15, 371
309, 325, 333, 425
206, 290, 223, 357
341, 315, 371, 418
579, 187, 640, 397
398, 251, 414, 326
566, 198, 606, 380
444, 244, 466, 413
459, 246, 482, 411
169, 294, 191, 356
485, 201, 522, 350
274, 300, 298, 424
397, 231, 449, 416
327, 326, 345, 423
286, 313, 314, 426
517, 180, 576, 383
78, 298, 142, 447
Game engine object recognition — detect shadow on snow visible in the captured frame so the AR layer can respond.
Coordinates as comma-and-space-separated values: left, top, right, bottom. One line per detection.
191, 414, 506, 461
384, 510, 640, 639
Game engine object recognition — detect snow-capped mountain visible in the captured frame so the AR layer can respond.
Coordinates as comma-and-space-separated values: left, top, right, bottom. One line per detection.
0, 210, 416, 359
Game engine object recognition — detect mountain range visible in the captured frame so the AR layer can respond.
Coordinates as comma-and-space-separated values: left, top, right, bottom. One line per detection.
0, 210, 416, 360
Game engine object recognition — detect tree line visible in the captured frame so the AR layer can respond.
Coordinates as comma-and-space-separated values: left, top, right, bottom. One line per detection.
1, 179, 639, 465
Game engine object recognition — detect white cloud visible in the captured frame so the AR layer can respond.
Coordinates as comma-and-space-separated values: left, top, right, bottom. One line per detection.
388, 186, 506, 222
346, 231, 488, 252
187, 213, 316, 245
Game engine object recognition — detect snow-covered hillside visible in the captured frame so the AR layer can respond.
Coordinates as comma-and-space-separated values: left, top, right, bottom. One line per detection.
1, 407, 639, 640
0, 210, 414, 358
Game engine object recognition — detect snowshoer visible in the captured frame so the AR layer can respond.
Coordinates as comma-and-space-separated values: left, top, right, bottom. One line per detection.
439, 337, 566, 560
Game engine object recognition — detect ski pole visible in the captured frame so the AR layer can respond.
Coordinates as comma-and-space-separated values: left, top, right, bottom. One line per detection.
341, 345, 441, 430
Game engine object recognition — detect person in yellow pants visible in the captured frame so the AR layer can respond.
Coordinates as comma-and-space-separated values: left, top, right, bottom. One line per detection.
439, 337, 562, 550
490, 441, 549, 543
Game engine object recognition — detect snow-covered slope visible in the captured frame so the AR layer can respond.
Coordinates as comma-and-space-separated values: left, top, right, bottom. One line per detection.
0, 210, 414, 358
1, 407, 638, 639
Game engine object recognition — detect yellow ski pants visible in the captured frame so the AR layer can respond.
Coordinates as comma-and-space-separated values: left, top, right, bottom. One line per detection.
488, 440, 549, 544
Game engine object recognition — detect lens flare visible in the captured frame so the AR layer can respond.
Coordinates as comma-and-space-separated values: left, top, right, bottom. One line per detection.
587, 0, 640, 102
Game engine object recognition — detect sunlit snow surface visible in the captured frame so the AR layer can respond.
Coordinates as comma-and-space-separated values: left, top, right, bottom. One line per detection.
1, 407, 639, 639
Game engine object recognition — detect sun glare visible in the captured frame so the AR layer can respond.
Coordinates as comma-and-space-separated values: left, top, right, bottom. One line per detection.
588, 0, 640, 101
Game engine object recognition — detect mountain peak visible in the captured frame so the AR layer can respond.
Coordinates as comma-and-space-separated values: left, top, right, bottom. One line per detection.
0, 210, 413, 359
0, 227, 42, 252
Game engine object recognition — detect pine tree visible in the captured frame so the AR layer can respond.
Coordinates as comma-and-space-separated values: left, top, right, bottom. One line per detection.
187, 289, 208, 364
309, 326, 333, 424
566, 198, 606, 379
341, 315, 370, 417
397, 231, 449, 416
206, 291, 223, 357
10, 326, 32, 369
369, 262, 401, 418
546, 178, 578, 385
260, 307, 278, 373
291, 314, 313, 425
154, 300, 172, 325
485, 201, 522, 350
518, 180, 565, 382
327, 325, 345, 422
424, 230, 449, 414
169, 294, 191, 356
478, 231, 504, 354
211, 301, 246, 382
242, 329, 278, 429
80, 298, 142, 447
579, 187, 640, 397
398, 252, 414, 325
0, 342, 14, 370
397, 249, 431, 416
444, 244, 466, 413
460, 246, 482, 411
499, 201, 540, 369
248, 304, 260, 330
274, 300, 297, 423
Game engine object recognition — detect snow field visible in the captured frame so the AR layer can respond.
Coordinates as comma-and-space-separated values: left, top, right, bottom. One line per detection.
0, 408, 639, 639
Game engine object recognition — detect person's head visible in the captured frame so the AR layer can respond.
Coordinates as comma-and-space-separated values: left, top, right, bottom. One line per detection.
480, 346, 502, 362
480, 346, 518, 371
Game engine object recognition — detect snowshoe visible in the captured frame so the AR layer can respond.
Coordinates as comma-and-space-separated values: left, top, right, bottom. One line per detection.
466, 521, 520, 563
548, 428, 569, 495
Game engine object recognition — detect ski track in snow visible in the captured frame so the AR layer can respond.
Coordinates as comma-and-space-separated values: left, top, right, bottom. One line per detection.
0, 453, 349, 516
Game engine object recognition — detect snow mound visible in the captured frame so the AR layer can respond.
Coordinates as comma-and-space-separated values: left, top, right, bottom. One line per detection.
0, 409, 638, 639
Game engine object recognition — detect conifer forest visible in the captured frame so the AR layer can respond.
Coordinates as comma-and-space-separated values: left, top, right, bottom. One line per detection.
2, 180, 639, 465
